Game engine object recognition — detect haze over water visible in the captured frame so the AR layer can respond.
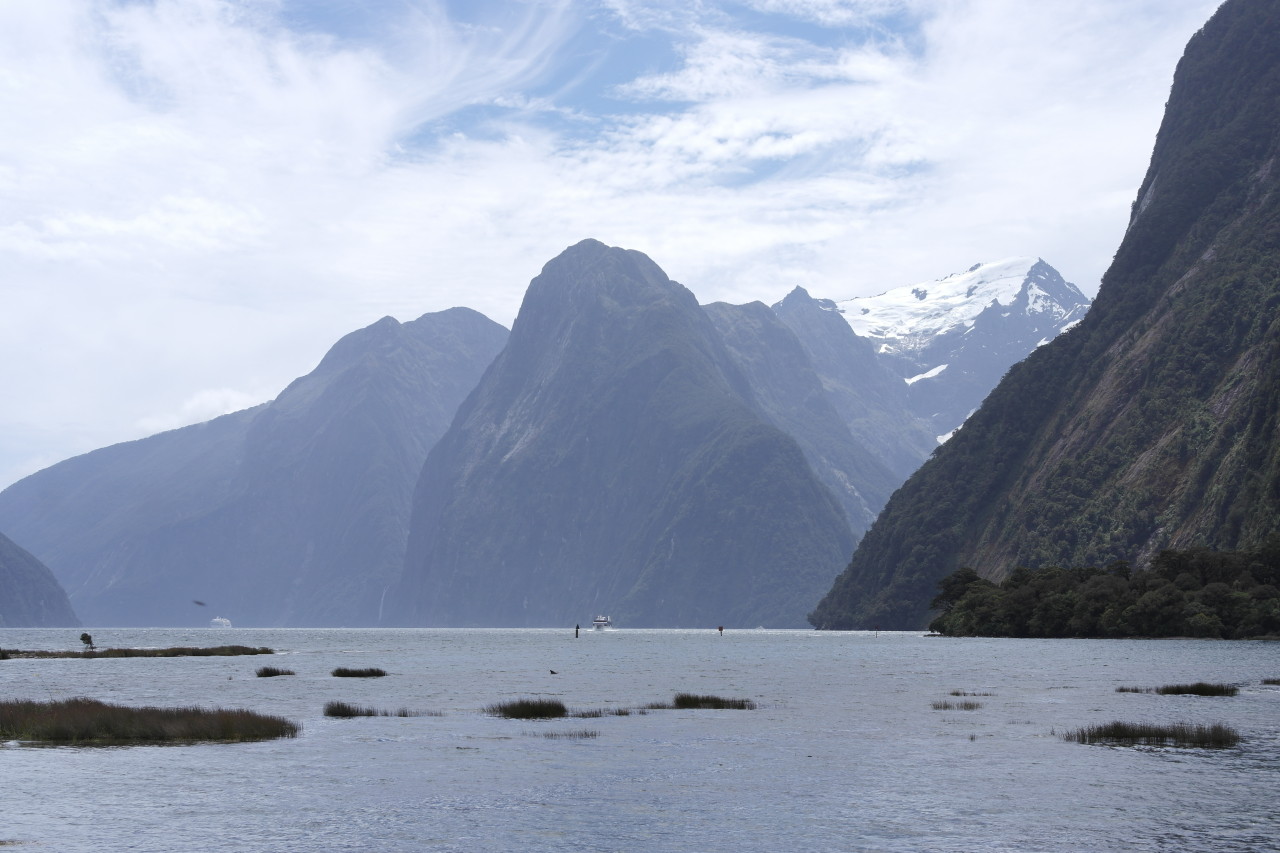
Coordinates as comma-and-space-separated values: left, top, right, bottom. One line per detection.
2, 628, 1277, 851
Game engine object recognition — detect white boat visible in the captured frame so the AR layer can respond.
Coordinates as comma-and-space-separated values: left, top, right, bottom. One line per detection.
209, 616, 232, 628
592, 615, 610, 630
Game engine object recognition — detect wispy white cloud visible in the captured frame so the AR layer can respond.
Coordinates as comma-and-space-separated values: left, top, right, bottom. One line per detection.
0, 0, 1224, 488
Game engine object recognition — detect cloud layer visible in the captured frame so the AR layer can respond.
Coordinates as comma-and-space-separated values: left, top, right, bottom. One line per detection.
0, 0, 1222, 487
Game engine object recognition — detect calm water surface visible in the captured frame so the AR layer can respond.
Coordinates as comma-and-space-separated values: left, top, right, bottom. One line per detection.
1, 628, 1277, 852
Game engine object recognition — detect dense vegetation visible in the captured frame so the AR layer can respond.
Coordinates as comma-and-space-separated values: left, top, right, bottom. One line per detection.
1063, 721, 1240, 748
0, 697, 298, 744
928, 545, 1280, 638
809, 0, 1280, 630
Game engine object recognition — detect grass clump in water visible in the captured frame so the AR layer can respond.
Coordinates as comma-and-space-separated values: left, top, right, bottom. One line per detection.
0, 697, 298, 744
485, 698, 567, 719
324, 701, 425, 718
1263, 678, 1280, 685
1063, 721, 1240, 748
1156, 682, 1237, 696
1117, 682, 1238, 696
529, 729, 599, 739
331, 667, 387, 678
255, 666, 294, 677
932, 700, 983, 711
950, 690, 994, 696
5, 645, 274, 659
670, 693, 756, 710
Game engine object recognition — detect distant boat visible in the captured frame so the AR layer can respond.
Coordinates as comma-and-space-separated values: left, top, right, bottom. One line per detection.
592, 615, 611, 630
209, 616, 232, 628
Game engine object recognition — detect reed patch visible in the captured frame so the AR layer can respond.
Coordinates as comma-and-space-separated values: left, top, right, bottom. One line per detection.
323, 701, 427, 718
2, 645, 274, 659
255, 666, 295, 677
331, 667, 387, 678
1063, 721, 1240, 748
485, 698, 568, 719
1115, 682, 1238, 696
0, 697, 298, 744
932, 700, 983, 711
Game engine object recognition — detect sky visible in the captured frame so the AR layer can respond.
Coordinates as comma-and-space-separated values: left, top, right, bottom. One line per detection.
0, 0, 1224, 489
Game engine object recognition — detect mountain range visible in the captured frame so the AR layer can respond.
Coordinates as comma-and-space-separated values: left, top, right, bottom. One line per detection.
0, 309, 507, 626
810, 0, 1280, 630
0, 252, 1089, 627
834, 258, 1091, 442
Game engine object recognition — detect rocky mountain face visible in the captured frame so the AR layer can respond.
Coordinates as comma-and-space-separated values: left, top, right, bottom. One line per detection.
810, 0, 1280, 629
0, 531, 79, 627
771, 287, 938, 481
833, 258, 1090, 442
0, 308, 508, 626
703, 300, 897, 531
393, 240, 856, 628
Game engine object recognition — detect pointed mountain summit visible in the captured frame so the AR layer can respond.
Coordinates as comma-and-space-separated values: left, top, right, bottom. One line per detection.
0, 308, 508, 626
394, 239, 855, 628
0, 531, 78, 627
834, 258, 1090, 441
810, 0, 1280, 629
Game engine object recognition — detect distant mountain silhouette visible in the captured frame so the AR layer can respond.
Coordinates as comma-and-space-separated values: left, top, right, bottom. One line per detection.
0, 308, 508, 626
0, 530, 78, 627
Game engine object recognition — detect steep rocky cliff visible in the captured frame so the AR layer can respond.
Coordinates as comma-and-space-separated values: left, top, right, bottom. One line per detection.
395, 240, 855, 627
811, 0, 1280, 629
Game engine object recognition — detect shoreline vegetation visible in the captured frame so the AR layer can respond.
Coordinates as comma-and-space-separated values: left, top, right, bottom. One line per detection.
928, 545, 1280, 639
0, 697, 298, 744
0, 645, 274, 659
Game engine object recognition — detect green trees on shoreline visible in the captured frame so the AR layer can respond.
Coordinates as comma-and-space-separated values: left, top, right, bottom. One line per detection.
929, 544, 1280, 638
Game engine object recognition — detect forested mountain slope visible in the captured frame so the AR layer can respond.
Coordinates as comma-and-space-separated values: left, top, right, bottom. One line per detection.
811, 0, 1280, 629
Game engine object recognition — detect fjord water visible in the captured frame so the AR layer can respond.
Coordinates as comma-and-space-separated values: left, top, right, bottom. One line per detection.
1, 629, 1277, 852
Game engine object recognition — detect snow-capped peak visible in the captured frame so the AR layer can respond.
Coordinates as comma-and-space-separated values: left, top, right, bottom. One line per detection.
831, 258, 1085, 355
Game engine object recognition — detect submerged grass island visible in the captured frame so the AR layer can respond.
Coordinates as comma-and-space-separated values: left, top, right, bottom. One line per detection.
0, 697, 299, 745
0, 645, 274, 660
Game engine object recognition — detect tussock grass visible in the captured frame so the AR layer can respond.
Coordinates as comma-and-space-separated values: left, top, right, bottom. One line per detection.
255, 666, 294, 677
670, 693, 756, 710
5, 645, 274, 659
324, 701, 425, 718
1063, 721, 1240, 748
1117, 682, 1238, 696
932, 700, 983, 711
0, 697, 298, 744
330, 667, 387, 678
529, 729, 599, 739
570, 707, 637, 718
485, 698, 567, 719
1263, 678, 1280, 686
950, 690, 994, 696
